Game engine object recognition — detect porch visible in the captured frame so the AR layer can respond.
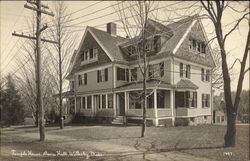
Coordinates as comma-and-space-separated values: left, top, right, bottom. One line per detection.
115, 89, 174, 126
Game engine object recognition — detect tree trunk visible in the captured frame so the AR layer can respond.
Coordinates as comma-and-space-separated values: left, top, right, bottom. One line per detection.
224, 110, 237, 147
141, 76, 147, 137
59, 41, 64, 129
35, 109, 38, 127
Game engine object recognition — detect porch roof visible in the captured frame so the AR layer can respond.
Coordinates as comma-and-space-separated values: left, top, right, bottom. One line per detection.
53, 91, 74, 98
175, 79, 198, 89
115, 79, 173, 91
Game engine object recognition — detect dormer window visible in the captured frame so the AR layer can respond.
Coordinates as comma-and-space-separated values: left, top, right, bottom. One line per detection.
81, 48, 98, 65
125, 36, 161, 57
189, 38, 206, 54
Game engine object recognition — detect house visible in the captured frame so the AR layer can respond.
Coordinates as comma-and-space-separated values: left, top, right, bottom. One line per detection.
213, 93, 227, 124
65, 15, 216, 126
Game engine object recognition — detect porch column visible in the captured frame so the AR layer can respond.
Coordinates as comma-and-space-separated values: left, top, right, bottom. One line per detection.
91, 95, 94, 117
154, 89, 158, 126
124, 91, 127, 114
65, 98, 68, 115
80, 97, 83, 109
170, 90, 175, 126
74, 97, 77, 114
113, 93, 116, 116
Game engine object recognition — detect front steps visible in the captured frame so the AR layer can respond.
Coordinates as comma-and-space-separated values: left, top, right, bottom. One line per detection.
112, 116, 126, 125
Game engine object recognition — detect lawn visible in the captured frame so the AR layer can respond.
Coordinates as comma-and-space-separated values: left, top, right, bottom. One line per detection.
1, 124, 249, 161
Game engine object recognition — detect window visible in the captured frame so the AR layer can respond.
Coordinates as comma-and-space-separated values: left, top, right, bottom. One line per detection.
102, 95, 106, 109
147, 92, 154, 109
97, 68, 108, 82
108, 94, 113, 108
185, 91, 197, 108
70, 81, 74, 91
82, 97, 86, 109
78, 75, 82, 85
87, 96, 92, 109
84, 73, 87, 85
96, 95, 100, 109
81, 48, 98, 64
180, 63, 184, 77
206, 70, 210, 82
189, 38, 206, 54
69, 98, 75, 114
89, 49, 93, 59
129, 91, 142, 109
76, 97, 81, 110
180, 63, 191, 79
201, 68, 205, 81
126, 45, 136, 56
153, 36, 161, 52
202, 94, 210, 108
201, 43, 206, 53
93, 48, 98, 58
78, 74, 87, 85
221, 116, 225, 122
202, 69, 209, 82
157, 90, 165, 108
159, 62, 164, 77
117, 67, 129, 81
186, 65, 191, 79
131, 68, 137, 81
148, 62, 164, 78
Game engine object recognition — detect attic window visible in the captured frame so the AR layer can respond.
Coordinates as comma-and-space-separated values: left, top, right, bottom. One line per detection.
81, 48, 98, 65
189, 38, 206, 54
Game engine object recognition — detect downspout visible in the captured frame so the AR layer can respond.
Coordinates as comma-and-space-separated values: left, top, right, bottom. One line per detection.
112, 62, 116, 117
172, 54, 175, 126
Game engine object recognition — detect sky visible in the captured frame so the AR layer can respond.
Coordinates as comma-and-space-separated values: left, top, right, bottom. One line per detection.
0, 1, 249, 94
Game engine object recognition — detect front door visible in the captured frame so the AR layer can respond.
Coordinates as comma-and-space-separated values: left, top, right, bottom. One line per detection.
119, 93, 125, 116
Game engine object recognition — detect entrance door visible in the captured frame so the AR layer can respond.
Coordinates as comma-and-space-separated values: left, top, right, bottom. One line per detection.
119, 93, 125, 116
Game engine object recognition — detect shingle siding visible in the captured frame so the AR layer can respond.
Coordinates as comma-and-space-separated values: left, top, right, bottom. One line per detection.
174, 21, 214, 67
71, 32, 112, 74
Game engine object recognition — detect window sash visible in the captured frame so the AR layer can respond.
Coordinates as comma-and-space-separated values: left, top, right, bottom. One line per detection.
97, 68, 108, 82
87, 96, 92, 109
201, 68, 205, 81
206, 70, 210, 81
131, 68, 137, 81
78, 75, 82, 85
180, 63, 183, 77
108, 94, 113, 108
102, 95, 106, 109
82, 97, 86, 109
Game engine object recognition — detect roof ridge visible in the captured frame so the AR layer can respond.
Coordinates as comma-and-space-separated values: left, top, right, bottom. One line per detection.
88, 26, 126, 40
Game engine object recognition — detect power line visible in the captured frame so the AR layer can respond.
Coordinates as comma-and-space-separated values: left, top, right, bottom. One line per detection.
14, 1, 104, 34
48, 1, 122, 29
1, 39, 27, 70
1, 7, 25, 55
52, 1, 184, 34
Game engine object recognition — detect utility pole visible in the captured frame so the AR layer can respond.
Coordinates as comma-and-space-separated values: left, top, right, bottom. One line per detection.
12, 0, 55, 141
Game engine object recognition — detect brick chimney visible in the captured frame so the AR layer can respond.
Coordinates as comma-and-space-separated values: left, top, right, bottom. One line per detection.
107, 22, 117, 36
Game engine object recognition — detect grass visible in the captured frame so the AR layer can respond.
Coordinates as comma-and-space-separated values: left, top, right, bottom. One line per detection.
1, 124, 249, 161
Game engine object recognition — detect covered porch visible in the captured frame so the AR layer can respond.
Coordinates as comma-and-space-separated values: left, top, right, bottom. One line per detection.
114, 80, 175, 126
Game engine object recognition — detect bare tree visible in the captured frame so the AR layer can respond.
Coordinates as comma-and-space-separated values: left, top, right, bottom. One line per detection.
200, 1, 249, 147
46, 1, 77, 129
117, 1, 159, 137
14, 14, 58, 126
